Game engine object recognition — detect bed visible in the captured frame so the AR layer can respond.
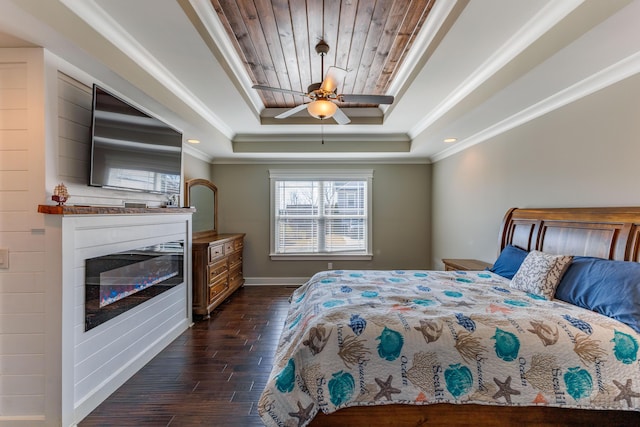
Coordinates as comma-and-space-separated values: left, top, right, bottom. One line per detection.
258, 207, 640, 426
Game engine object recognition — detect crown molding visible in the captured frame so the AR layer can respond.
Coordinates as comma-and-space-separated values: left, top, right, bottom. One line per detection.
431, 50, 640, 162
60, 0, 234, 139
182, 143, 214, 163
409, 0, 583, 139
187, 0, 265, 115
233, 133, 410, 144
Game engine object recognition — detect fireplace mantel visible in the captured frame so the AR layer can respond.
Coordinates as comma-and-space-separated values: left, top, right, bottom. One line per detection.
38, 204, 195, 215
41, 207, 193, 425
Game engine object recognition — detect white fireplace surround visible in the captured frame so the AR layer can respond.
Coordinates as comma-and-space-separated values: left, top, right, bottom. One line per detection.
44, 212, 192, 426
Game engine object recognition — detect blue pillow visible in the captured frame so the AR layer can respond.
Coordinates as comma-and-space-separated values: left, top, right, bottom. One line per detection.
489, 245, 529, 279
555, 257, 640, 333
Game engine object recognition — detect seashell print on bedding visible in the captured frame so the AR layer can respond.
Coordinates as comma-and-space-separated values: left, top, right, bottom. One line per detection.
444, 364, 474, 399
564, 367, 593, 401
259, 270, 640, 426
328, 371, 355, 406
348, 314, 367, 336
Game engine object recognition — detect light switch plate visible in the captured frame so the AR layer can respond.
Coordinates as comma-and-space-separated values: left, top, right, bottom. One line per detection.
0, 248, 8, 269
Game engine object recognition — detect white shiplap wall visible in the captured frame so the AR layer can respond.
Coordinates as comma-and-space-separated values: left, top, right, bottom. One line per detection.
58, 213, 192, 425
1, 48, 193, 426
0, 49, 47, 426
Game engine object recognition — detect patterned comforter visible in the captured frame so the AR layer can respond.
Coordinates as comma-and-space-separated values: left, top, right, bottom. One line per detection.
258, 270, 640, 426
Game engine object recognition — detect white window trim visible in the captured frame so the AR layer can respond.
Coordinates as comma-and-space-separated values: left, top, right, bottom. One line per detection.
269, 169, 373, 260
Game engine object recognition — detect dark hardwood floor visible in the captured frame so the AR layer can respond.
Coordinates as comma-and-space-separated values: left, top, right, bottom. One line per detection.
79, 285, 294, 427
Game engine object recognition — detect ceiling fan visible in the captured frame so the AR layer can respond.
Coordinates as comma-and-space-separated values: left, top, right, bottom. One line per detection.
252, 40, 394, 125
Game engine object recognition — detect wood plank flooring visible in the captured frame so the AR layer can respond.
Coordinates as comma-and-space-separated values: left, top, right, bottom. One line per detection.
79, 286, 294, 427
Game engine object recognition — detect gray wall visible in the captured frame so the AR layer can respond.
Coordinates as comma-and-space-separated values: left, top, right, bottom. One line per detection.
431, 72, 640, 269
211, 163, 431, 279
183, 152, 212, 181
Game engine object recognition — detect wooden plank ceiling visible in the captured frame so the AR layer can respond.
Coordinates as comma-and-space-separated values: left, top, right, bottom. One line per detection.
211, 0, 436, 109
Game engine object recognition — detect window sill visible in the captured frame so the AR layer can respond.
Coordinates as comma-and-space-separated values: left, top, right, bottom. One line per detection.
270, 253, 373, 261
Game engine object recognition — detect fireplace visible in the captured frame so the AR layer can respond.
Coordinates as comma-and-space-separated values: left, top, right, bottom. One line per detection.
85, 240, 184, 331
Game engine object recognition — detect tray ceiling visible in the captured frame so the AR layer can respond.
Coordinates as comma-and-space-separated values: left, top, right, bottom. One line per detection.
1, 0, 639, 162
211, 0, 435, 110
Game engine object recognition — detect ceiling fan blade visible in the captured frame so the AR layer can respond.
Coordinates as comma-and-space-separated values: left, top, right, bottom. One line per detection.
274, 103, 309, 119
320, 66, 347, 93
252, 84, 307, 97
339, 94, 395, 104
332, 107, 351, 125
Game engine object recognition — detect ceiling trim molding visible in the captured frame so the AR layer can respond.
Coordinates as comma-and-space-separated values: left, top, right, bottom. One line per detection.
188, 0, 265, 115
182, 143, 214, 163
233, 133, 410, 144
408, 0, 584, 139
384, 0, 459, 110
211, 158, 431, 165
431, 50, 640, 163
60, 0, 234, 139
232, 140, 411, 154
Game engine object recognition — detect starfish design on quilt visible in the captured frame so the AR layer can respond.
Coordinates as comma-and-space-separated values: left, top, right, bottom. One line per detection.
613, 379, 640, 407
288, 401, 315, 426
374, 375, 402, 401
493, 376, 521, 404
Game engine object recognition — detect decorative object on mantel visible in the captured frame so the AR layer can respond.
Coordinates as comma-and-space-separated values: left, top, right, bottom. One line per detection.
52, 182, 69, 205
167, 194, 180, 207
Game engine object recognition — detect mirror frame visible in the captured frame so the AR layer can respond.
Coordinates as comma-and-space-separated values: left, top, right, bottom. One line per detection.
184, 178, 218, 238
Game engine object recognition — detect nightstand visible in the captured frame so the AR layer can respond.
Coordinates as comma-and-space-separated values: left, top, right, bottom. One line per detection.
442, 258, 492, 271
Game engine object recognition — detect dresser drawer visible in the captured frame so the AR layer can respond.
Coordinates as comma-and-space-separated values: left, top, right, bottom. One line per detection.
208, 258, 228, 284
224, 241, 235, 254
208, 275, 228, 303
234, 238, 243, 251
228, 251, 242, 268
228, 264, 243, 289
209, 244, 224, 262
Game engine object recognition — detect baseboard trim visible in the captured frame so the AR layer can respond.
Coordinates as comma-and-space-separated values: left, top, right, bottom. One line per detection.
243, 277, 308, 286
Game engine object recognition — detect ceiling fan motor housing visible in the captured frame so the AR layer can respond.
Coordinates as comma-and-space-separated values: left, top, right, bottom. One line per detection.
254, 39, 392, 124
315, 40, 330, 56
307, 82, 322, 93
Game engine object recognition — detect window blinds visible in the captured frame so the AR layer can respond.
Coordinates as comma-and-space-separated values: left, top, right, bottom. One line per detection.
273, 179, 368, 254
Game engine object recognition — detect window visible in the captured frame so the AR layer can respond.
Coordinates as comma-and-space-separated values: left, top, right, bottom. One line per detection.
270, 170, 373, 260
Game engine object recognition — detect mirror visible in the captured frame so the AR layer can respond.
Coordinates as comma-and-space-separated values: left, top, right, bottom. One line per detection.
185, 178, 217, 237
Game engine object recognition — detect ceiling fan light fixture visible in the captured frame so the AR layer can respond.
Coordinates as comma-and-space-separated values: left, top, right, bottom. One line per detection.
307, 99, 337, 120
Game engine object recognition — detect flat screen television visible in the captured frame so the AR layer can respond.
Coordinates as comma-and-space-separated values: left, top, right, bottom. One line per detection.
89, 84, 182, 195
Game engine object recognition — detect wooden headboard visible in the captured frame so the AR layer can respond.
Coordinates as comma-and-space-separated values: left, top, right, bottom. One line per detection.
498, 207, 640, 262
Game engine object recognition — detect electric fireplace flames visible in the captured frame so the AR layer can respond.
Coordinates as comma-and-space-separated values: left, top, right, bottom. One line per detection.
85, 240, 184, 331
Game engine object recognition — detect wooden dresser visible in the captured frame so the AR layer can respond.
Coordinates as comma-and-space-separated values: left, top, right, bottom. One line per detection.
192, 232, 245, 318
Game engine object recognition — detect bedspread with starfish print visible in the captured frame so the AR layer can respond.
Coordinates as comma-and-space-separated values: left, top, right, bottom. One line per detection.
258, 270, 640, 427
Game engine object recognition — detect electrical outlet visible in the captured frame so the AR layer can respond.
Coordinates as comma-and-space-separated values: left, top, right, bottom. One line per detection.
0, 248, 8, 269
327, 262, 333, 270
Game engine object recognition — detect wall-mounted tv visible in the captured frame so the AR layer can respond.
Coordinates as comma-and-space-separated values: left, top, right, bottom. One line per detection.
89, 84, 182, 195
